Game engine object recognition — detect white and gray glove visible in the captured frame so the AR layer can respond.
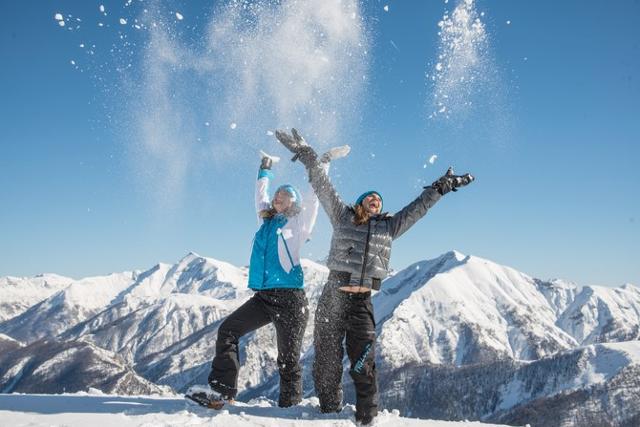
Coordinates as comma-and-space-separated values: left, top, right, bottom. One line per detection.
320, 145, 351, 163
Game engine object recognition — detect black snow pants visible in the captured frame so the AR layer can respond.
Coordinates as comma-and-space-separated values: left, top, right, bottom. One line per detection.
208, 288, 308, 407
313, 271, 378, 422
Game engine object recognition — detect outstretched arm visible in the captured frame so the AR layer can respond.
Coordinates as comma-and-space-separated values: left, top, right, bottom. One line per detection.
389, 167, 474, 239
275, 129, 348, 225
388, 187, 442, 239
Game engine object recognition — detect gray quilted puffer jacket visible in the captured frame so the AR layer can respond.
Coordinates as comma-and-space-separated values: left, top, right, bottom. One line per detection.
304, 159, 442, 290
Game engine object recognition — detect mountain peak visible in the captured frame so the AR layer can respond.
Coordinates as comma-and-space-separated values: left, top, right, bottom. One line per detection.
178, 251, 203, 263
447, 249, 468, 261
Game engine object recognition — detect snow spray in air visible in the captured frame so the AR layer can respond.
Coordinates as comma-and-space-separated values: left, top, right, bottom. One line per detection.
427, 0, 491, 120
132, 0, 369, 203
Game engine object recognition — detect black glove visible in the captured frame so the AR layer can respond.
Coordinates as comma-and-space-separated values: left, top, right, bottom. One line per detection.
274, 128, 318, 166
429, 167, 475, 195
260, 156, 272, 170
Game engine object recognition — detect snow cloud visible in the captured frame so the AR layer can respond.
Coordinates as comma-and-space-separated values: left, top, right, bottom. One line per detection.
131, 0, 369, 203
427, 0, 491, 120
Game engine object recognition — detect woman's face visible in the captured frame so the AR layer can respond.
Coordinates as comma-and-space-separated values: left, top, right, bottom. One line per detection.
362, 193, 382, 214
273, 189, 294, 213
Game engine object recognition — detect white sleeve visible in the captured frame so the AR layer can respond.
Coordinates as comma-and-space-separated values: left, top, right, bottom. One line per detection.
299, 162, 326, 240
255, 169, 273, 223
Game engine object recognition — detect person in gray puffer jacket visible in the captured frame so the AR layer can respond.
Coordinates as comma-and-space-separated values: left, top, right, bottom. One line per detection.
275, 128, 474, 425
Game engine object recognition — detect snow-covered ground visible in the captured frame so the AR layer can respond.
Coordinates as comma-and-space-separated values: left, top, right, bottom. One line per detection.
2, 251, 638, 425
0, 394, 510, 427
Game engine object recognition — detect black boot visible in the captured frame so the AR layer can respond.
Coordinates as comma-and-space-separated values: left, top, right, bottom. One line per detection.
356, 412, 375, 425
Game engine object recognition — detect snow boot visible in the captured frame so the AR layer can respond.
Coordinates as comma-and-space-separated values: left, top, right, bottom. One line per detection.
185, 385, 234, 410
356, 413, 376, 426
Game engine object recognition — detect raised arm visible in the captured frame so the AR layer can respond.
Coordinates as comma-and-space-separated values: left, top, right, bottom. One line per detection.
255, 155, 274, 223
388, 187, 441, 239
275, 129, 348, 225
389, 167, 475, 239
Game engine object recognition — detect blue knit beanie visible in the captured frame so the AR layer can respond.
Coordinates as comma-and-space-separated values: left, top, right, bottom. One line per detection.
355, 191, 383, 211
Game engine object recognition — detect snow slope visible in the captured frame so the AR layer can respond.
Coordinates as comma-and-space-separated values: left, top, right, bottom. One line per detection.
556, 283, 640, 344
137, 259, 329, 393
60, 253, 252, 368
0, 338, 165, 395
0, 273, 72, 322
2, 250, 640, 426
375, 340, 640, 426
373, 251, 638, 370
0, 272, 137, 343
0, 393, 509, 427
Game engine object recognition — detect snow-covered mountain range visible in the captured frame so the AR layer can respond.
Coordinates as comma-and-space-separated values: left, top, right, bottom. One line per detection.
1, 251, 638, 426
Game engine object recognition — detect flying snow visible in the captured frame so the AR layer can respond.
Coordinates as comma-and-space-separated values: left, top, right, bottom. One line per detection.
130, 0, 369, 202
427, 0, 491, 120
50, 1, 369, 206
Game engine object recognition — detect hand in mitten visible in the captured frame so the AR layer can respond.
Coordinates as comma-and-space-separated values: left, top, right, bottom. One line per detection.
320, 145, 351, 163
430, 167, 475, 195
274, 128, 318, 165
259, 150, 280, 169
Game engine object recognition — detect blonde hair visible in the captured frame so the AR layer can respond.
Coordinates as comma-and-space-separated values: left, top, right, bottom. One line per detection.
353, 204, 371, 225
259, 204, 301, 220
259, 208, 278, 220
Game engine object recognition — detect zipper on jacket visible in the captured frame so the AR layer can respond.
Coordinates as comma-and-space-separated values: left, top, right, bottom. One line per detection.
279, 232, 296, 271
359, 220, 373, 287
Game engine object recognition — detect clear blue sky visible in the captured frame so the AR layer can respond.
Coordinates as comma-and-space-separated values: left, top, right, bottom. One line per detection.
1, 0, 638, 286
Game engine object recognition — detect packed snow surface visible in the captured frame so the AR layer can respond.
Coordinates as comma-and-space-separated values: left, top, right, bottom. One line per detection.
0, 394, 509, 427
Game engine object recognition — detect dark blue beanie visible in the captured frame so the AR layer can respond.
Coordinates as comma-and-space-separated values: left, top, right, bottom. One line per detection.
355, 191, 383, 211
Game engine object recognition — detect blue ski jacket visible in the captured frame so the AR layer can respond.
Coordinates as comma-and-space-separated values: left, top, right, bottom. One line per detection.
248, 167, 320, 290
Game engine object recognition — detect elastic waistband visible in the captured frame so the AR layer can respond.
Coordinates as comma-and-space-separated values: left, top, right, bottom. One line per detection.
340, 290, 371, 300
327, 270, 381, 291
256, 288, 305, 294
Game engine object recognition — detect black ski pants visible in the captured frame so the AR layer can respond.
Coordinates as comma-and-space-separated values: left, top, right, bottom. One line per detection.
313, 271, 378, 422
208, 289, 308, 407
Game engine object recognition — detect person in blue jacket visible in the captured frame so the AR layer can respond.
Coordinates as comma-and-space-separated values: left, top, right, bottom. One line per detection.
188, 147, 348, 409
